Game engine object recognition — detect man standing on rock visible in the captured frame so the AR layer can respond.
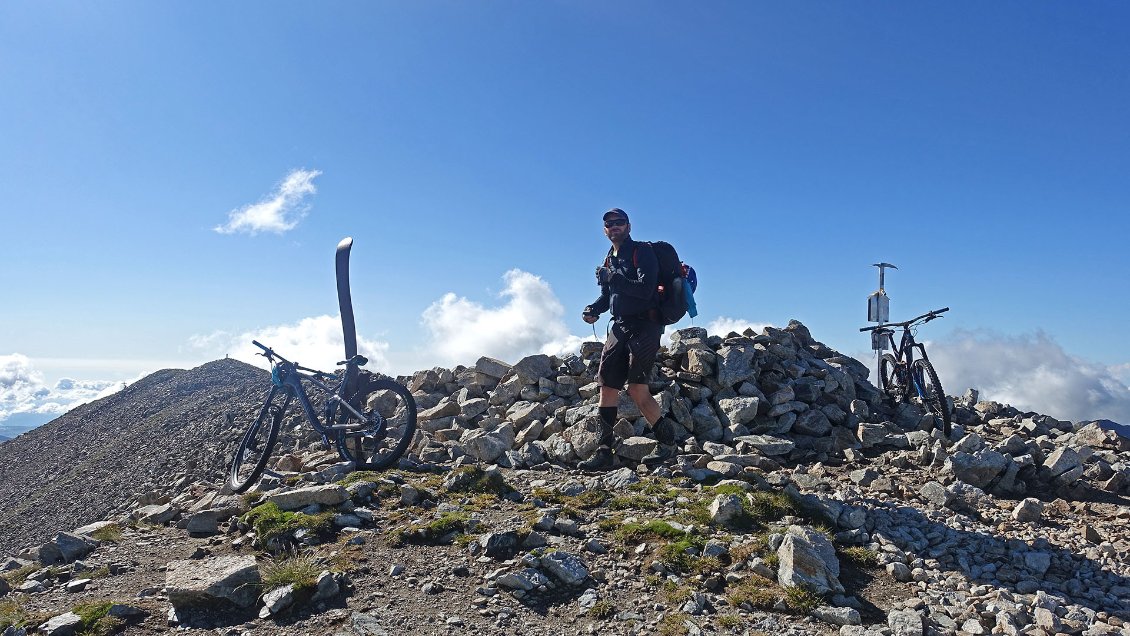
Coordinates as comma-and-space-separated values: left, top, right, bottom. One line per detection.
579, 208, 679, 470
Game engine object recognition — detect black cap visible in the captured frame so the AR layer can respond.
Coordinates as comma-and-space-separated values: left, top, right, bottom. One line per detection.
602, 208, 629, 223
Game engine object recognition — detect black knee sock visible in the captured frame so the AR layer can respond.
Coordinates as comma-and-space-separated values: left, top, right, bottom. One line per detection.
599, 407, 617, 446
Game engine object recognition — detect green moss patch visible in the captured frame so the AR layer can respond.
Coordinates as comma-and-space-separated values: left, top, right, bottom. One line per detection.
74, 601, 124, 636
242, 502, 335, 548
261, 554, 321, 593
726, 575, 782, 610
613, 520, 689, 544
838, 546, 879, 568
398, 512, 470, 545
89, 523, 123, 543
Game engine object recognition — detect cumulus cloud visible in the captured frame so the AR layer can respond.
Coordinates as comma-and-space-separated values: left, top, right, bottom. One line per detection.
421, 270, 588, 368
189, 315, 390, 374
0, 354, 121, 424
705, 316, 773, 337
214, 168, 321, 235
927, 329, 1130, 425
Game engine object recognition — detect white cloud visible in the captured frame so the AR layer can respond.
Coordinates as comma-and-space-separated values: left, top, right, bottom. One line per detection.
0, 354, 121, 423
214, 168, 321, 235
927, 329, 1130, 425
190, 315, 391, 374
421, 269, 589, 368
705, 316, 773, 337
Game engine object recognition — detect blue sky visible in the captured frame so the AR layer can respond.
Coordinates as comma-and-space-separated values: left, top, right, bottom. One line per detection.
2, 2, 1129, 432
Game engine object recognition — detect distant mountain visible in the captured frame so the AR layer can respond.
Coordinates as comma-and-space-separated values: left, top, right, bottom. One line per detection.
1092, 418, 1130, 439
0, 358, 267, 555
0, 411, 56, 439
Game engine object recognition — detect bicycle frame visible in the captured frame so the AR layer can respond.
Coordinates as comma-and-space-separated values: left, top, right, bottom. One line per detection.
879, 327, 931, 370
254, 336, 374, 443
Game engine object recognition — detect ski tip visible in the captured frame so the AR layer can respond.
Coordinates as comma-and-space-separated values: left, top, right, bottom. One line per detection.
337, 237, 354, 251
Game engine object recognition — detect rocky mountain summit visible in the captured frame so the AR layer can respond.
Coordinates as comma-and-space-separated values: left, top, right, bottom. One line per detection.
0, 321, 1128, 636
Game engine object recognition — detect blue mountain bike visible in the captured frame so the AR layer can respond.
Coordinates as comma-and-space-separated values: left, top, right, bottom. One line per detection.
860, 308, 951, 436
227, 237, 417, 493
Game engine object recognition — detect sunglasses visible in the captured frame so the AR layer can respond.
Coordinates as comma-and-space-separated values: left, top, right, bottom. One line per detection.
603, 219, 628, 228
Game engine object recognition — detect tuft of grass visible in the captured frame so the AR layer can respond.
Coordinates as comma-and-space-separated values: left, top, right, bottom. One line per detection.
626, 477, 675, 496
588, 600, 615, 619
717, 614, 743, 629
595, 516, 623, 532
694, 555, 723, 575
398, 512, 469, 545
1, 564, 39, 586
657, 612, 693, 636
763, 553, 780, 571
261, 553, 321, 593
658, 581, 693, 604
572, 488, 610, 509
613, 520, 688, 544
0, 598, 46, 630
726, 575, 782, 610
679, 500, 714, 527
784, 585, 824, 614
711, 484, 750, 498
74, 601, 123, 636
747, 491, 797, 521
337, 470, 383, 488
656, 537, 704, 573
85, 566, 112, 580
839, 546, 879, 568
89, 523, 123, 543
730, 533, 772, 562
241, 502, 335, 548
608, 494, 660, 511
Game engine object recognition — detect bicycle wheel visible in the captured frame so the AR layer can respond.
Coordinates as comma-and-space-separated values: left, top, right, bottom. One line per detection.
337, 378, 417, 470
878, 353, 905, 402
912, 359, 951, 437
228, 389, 285, 493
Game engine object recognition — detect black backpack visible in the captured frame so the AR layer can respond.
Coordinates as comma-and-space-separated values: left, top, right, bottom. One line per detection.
609, 240, 693, 326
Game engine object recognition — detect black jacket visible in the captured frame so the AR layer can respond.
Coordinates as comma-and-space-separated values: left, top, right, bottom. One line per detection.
585, 237, 658, 320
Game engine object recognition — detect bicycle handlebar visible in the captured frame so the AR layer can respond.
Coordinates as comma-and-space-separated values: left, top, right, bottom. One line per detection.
251, 340, 335, 379
859, 307, 949, 332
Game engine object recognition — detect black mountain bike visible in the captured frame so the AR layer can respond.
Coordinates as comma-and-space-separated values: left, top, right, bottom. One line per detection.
860, 307, 951, 436
227, 237, 417, 493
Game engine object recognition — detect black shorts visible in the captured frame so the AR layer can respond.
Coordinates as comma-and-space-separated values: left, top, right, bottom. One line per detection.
597, 319, 662, 388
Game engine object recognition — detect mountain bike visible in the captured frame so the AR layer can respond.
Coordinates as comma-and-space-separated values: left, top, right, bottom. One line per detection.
227, 237, 417, 493
226, 341, 418, 493
860, 307, 951, 436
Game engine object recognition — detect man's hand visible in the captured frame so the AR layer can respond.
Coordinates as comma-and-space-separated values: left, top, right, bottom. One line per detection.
583, 313, 599, 324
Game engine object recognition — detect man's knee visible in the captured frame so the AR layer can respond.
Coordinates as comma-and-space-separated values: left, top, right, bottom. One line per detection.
626, 383, 652, 403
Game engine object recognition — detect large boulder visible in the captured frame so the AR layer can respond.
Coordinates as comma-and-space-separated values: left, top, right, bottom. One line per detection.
166, 555, 261, 609
777, 525, 843, 595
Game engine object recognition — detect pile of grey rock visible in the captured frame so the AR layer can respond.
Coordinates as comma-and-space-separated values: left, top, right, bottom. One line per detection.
394, 321, 1128, 501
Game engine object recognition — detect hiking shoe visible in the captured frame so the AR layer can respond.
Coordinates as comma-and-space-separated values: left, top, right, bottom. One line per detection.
640, 443, 676, 466
578, 445, 615, 471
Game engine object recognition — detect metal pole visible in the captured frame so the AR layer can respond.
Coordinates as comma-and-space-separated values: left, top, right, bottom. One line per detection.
871, 263, 897, 383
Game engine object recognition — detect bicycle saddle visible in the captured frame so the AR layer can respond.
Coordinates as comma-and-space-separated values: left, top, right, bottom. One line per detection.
337, 354, 368, 367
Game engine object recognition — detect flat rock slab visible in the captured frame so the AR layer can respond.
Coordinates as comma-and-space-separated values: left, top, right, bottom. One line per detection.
267, 484, 349, 510
166, 555, 261, 609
